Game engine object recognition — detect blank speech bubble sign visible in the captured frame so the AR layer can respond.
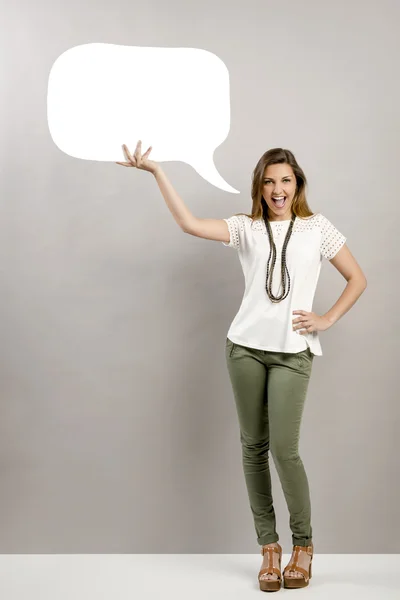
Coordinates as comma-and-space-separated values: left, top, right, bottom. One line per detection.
47, 43, 239, 193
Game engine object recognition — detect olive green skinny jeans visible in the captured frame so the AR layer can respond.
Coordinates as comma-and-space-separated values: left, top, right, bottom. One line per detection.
225, 337, 314, 547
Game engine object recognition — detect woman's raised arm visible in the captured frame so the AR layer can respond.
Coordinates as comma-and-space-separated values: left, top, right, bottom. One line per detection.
117, 141, 230, 243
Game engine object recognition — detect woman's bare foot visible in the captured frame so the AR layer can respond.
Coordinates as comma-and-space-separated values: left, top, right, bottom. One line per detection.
284, 544, 313, 580
259, 542, 281, 581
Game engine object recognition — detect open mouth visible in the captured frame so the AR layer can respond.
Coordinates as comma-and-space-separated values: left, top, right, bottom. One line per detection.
272, 196, 286, 208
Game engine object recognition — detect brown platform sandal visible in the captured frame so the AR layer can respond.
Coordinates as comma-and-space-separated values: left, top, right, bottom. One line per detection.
258, 542, 283, 592
283, 542, 313, 589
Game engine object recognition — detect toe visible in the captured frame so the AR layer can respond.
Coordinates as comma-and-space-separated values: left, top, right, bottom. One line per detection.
261, 574, 277, 580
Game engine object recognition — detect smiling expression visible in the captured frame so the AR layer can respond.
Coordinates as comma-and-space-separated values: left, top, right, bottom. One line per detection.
263, 163, 297, 221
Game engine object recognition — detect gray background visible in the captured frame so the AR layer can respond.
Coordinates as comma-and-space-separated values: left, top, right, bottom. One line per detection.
0, 0, 398, 553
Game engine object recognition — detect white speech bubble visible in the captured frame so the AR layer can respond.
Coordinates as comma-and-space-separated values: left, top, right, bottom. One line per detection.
47, 43, 239, 193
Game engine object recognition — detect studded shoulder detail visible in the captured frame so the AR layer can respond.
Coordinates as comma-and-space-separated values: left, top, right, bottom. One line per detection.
250, 213, 346, 259
223, 212, 346, 260
317, 213, 347, 260
222, 214, 249, 249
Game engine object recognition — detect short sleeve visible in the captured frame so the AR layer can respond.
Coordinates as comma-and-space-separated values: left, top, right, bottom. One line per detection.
221, 215, 246, 250
319, 214, 347, 260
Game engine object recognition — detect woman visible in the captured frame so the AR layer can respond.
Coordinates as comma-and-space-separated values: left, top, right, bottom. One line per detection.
117, 141, 367, 592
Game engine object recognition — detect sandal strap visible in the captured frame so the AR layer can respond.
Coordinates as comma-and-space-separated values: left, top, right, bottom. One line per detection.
293, 544, 313, 557
260, 543, 282, 556
259, 543, 282, 580
283, 544, 313, 582
284, 564, 309, 581
259, 566, 282, 578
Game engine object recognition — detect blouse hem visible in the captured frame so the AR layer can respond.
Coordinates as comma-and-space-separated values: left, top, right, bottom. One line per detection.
226, 335, 322, 356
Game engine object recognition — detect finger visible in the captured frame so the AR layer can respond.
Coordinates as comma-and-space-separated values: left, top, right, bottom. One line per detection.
134, 140, 142, 159
303, 323, 314, 332
122, 146, 130, 162
123, 144, 136, 164
143, 146, 152, 158
300, 327, 313, 335
293, 316, 310, 324
115, 161, 132, 167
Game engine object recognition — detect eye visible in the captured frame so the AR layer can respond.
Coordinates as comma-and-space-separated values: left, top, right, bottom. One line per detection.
264, 179, 291, 184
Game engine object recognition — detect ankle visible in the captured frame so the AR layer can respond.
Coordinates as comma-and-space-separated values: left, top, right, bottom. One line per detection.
262, 541, 279, 546
261, 542, 281, 555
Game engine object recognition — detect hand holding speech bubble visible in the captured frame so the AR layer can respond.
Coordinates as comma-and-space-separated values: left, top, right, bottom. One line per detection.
116, 142, 159, 175
47, 43, 239, 193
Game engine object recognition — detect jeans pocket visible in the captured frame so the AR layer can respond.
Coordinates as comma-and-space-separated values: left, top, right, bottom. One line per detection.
297, 348, 313, 369
225, 338, 237, 358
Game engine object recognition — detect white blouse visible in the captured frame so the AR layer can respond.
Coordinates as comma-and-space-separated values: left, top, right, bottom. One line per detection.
222, 213, 347, 356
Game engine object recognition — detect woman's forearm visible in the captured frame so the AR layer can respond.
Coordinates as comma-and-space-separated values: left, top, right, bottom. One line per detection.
323, 277, 367, 326
153, 167, 195, 231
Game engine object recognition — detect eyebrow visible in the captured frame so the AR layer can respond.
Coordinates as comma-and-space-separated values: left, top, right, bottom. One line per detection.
263, 176, 292, 181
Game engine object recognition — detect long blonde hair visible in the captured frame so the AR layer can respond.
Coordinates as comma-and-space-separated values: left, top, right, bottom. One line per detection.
235, 148, 314, 220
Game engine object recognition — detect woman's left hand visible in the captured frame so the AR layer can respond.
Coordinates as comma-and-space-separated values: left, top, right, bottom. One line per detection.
292, 310, 332, 334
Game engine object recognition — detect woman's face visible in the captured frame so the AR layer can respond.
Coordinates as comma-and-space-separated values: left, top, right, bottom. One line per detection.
262, 163, 297, 221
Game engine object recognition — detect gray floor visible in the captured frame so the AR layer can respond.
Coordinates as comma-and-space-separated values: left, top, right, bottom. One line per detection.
0, 554, 398, 599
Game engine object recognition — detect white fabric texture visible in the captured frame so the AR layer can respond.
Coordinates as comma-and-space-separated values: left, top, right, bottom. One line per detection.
222, 213, 346, 356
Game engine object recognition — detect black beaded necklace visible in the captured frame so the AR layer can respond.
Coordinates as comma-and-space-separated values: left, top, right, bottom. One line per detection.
263, 208, 297, 303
